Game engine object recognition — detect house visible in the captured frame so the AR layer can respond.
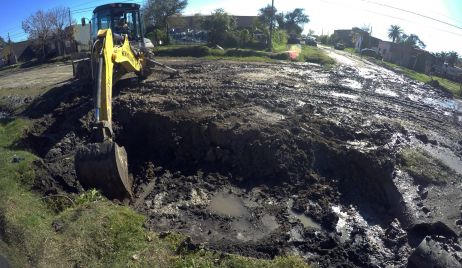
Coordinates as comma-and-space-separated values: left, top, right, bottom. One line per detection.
11, 40, 36, 63
73, 24, 92, 52
233, 16, 257, 29
333, 29, 354, 47
349, 28, 381, 51
378, 41, 435, 73
333, 28, 381, 51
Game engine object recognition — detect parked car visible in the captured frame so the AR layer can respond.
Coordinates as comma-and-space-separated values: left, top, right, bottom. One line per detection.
144, 38, 154, 48
334, 43, 345, 50
305, 37, 317, 47
288, 36, 302, 45
360, 48, 382, 59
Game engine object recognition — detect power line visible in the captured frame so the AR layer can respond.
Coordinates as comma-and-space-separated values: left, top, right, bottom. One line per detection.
318, 0, 462, 38
359, 0, 462, 31
71, 0, 144, 13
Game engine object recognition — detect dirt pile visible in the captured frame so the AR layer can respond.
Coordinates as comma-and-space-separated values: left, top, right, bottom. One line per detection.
24, 58, 462, 267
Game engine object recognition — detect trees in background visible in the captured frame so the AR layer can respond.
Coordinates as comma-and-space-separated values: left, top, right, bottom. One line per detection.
49, 7, 73, 56
202, 9, 237, 46
22, 7, 72, 59
22, 10, 53, 58
258, 5, 277, 28
386, 25, 425, 49
143, 0, 188, 44
400, 33, 426, 49
280, 8, 310, 36
435, 51, 460, 66
446, 51, 459, 67
388, 25, 403, 43
255, 6, 308, 49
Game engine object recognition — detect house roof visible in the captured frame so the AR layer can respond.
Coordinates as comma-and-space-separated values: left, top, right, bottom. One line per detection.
11, 40, 33, 58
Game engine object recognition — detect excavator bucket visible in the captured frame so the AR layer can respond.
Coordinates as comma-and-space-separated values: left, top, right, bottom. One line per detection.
75, 141, 133, 199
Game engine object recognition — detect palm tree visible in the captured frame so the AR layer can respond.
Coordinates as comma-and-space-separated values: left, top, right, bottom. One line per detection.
388, 25, 403, 43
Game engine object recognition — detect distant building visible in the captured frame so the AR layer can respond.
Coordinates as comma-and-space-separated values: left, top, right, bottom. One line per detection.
11, 40, 36, 63
333, 29, 355, 47
378, 40, 435, 73
333, 27, 381, 51
73, 24, 92, 51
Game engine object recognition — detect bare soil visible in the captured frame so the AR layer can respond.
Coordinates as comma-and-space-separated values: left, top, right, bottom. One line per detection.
9, 51, 462, 267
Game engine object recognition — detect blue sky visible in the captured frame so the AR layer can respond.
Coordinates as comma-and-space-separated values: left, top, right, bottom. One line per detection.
1, 0, 461, 54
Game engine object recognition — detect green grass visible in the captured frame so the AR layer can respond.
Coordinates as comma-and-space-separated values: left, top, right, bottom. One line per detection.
297, 45, 335, 66
153, 45, 334, 65
398, 148, 457, 185
0, 118, 310, 267
380, 61, 461, 96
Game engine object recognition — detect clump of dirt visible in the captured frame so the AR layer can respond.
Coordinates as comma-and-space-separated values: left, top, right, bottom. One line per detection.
22, 59, 462, 267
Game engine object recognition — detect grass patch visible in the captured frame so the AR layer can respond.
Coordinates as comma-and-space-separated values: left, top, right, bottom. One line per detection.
398, 148, 457, 185
153, 45, 334, 65
0, 118, 310, 267
298, 45, 335, 66
380, 61, 461, 96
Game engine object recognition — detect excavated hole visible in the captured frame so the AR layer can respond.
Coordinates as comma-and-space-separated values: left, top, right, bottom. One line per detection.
115, 111, 409, 227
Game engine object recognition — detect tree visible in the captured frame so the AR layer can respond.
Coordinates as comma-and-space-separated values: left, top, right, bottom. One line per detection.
400, 33, 425, 49
49, 6, 73, 56
202, 8, 236, 46
360, 24, 371, 34
258, 5, 277, 28
275, 12, 285, 29
446, 51, 459, 67
433, 51, 448, 63
0, 36, 5, 49
283, 8, 309, 35
258, 5, 277, 48
388, 25, 403, 43
22, 10, 53, 58
143, 0, 188, 43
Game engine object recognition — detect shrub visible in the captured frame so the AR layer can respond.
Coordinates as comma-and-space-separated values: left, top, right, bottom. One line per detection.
154, 46, 211, 57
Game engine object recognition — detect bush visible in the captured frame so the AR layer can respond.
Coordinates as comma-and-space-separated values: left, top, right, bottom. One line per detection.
224, 48, 267, 57
154, 45, 211, 57
146, 28, 168, 45
223, 31, 240, 48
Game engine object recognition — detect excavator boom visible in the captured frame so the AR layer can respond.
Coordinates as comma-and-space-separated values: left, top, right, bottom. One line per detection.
76, 25, 146, 199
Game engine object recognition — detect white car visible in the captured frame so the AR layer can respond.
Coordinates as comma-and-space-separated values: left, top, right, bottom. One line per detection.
143, 38, 154, 48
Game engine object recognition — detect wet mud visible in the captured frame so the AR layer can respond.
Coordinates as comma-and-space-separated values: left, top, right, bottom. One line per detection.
22, 56, 462, 267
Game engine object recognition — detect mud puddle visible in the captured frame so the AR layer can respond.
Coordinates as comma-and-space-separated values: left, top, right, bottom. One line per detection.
208, 192, 248, 217
287, 199, 322, 230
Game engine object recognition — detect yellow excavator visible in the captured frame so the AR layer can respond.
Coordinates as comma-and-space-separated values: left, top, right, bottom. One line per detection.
74, 3, 177, 199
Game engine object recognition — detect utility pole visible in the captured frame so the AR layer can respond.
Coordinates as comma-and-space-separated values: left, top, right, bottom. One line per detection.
7, 32, 15, 64
268, 0, 274, 51
68, 8, 74, 54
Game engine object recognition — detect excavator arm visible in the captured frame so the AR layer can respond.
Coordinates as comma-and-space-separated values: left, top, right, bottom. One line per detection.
95, 28, 143, 128
75, 29, 146, 199
73, 3, 179, 200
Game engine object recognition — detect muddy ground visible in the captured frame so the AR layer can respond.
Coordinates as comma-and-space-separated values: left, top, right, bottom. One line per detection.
8, 49, 462, 267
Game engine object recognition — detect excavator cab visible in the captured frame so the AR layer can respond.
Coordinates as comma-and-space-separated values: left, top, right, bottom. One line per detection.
91, 3, 144, 43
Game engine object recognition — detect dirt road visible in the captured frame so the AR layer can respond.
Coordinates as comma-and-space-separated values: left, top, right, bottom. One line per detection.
13, 53, 462, 267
